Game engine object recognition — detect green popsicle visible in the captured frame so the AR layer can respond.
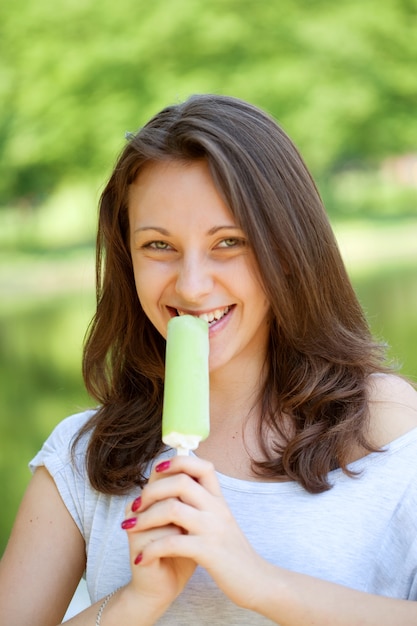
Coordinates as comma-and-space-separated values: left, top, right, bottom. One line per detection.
162, 315, 210, 455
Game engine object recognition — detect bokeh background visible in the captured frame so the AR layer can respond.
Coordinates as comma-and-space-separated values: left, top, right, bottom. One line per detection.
1, 0, 417, 556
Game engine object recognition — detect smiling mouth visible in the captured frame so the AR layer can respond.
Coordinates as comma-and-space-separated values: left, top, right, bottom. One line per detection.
176, 306, 231, 326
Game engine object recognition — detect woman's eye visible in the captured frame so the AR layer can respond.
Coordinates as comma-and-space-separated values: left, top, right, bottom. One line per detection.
218, 238, 246, 248
146, 241, 170, 250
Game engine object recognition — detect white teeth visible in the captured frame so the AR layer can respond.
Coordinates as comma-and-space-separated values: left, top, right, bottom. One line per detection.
176, 306, 230, 325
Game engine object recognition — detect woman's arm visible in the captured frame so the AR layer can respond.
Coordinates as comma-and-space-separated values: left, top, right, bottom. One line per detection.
0, 467, 86, 625
248, 559, 417, 626
58, 582, 177, 626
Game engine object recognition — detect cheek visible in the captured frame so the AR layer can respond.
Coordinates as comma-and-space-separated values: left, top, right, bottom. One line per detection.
134, 280, 155, 312
135, 289, 166, 337
131, 264, 155, 308
131, 265, 169, 333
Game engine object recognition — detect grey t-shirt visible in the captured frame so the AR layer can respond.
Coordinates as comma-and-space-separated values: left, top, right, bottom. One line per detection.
30, 411, 417, 624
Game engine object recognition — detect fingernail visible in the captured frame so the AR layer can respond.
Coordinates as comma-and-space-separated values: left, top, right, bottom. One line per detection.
134, 553, 143, 565
131, 496, 142, 512
121, 517, 137, 530
155, 460, 171, 473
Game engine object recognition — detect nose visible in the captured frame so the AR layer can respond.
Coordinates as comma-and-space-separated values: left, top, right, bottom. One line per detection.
175, 255, 213, 304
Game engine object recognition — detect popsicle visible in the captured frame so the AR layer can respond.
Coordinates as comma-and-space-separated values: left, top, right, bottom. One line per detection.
162, 314, 210, 455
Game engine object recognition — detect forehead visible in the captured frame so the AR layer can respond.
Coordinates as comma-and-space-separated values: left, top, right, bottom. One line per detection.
130, 159, 212, 191
128, 159, 235, 224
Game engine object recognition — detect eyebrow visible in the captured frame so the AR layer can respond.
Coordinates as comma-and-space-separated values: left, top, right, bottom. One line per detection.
134, 225, 241, 235
134, 226, 170, 235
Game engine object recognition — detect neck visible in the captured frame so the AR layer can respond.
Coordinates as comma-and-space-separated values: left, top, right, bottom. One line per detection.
196, 358, 269, 479
210, 342, 266, 404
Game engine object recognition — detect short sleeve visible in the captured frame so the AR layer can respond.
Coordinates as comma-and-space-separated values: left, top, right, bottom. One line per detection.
29, 410, 96, 537
370, 477, 417, 600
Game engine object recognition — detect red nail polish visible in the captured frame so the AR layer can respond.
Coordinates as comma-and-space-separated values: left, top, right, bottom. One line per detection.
134, 553, 143, 565
121, 517, 137, 530
155, 460, 171, 473
131, 496, 142, 512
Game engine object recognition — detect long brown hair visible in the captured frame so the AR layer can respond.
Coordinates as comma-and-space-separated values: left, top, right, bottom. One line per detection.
75, 94, 389, 494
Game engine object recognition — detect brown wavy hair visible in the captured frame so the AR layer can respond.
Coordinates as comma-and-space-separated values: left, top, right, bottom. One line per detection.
75, 94, 389, 494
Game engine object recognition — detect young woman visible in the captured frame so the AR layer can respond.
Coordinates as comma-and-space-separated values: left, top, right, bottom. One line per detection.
1, 94, 416, 625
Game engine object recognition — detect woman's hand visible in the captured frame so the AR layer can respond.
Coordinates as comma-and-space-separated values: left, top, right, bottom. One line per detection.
121, 459, 197, 613
122, 455, 268, 611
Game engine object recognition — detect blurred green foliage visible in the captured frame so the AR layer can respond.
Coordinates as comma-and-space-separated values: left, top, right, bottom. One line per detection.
1, 0, 417, 209
0, 292, 93, 554
355, 265, 417, 376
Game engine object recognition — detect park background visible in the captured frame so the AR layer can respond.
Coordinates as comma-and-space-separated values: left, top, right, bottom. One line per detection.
1, 0, 417, 572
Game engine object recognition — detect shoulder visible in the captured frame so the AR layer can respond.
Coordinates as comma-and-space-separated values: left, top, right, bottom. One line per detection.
367, 373, 417, 447
51, 409, 96, 444
30, 409, 97, 472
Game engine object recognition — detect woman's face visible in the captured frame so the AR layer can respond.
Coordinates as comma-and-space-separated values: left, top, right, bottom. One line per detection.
128, 159, 270, 377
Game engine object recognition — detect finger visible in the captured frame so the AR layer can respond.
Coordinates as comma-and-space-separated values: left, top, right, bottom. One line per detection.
150, 455, 222, 497
133, 496, 209, 538
125, 493, 143, 517
138, 531, 199, 566
126, 523, 183, 565
141, 471, 220, 516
